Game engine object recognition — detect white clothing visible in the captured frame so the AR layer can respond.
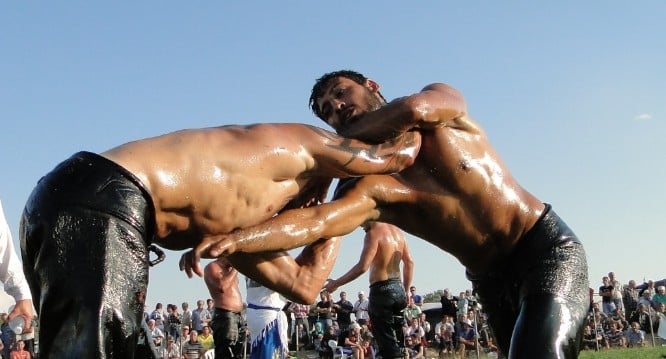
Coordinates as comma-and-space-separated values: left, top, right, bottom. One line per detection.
246, 278, 288, 359
0, 200, 32, 301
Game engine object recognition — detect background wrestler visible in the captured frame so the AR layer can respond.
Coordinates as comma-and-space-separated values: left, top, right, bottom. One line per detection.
20, 122, 419, 358
324, 222, 413, 359
187, 70, 590, 359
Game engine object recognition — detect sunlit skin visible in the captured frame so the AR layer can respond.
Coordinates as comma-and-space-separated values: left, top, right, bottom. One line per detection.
324, 222, 413, 295
188, 78, 544, 274
101, 123, 420, 303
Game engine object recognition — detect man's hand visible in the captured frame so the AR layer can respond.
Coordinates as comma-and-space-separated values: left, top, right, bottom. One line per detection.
178, 235, 237, 278
324, 279, 340, 293
7, 299, 33, 334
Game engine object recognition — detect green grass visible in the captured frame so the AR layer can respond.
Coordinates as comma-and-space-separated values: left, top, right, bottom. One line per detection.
578, 346, 666, 359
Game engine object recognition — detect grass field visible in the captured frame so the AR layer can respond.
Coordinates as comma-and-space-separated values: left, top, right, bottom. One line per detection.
578, 346, 666, 359
416, 346, 666, 358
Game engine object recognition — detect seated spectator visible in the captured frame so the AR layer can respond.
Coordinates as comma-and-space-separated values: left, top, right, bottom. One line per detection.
581, 325, 602, 351
605, 322, 626, 348
318, 326, 337, 359
456, 320, 476, 358
340, 322, 364, 359
405, 334, 424, 359
290, 323, 310, 351
182, 330, 205, 359
434, 315, 454, 357
625, 322, 646, 348
360, 332, 375, 359
197, 325, 214, 351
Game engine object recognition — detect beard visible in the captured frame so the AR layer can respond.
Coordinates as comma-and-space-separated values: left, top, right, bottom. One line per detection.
342, 89, 384, 133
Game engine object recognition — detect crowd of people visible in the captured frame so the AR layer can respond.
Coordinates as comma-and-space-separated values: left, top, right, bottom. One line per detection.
580, 273, 666, 351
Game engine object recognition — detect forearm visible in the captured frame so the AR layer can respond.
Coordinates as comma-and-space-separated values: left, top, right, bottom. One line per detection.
215, 197, 372, 256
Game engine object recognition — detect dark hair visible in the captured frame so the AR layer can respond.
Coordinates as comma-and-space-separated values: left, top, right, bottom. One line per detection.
309, 70, 385, 120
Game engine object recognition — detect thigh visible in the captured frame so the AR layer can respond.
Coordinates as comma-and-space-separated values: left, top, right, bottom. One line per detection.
510, 294, 586, 359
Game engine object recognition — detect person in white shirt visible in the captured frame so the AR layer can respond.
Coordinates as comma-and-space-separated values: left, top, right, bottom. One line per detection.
0, 200, 34, 333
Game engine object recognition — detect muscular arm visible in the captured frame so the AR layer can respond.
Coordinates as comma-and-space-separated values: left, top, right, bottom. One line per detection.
302, 124, 421, 176
401, 239, 414, 295
325, 233, 378, 293
226, 236, 343, 304
341, 83, 473, 142
180, 185, 380, 278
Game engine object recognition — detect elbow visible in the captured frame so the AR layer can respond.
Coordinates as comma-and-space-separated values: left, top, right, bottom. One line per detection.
287, 287, 318, 305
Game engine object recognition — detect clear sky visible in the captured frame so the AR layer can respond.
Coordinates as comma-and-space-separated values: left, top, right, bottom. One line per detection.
1, 2, 664, 312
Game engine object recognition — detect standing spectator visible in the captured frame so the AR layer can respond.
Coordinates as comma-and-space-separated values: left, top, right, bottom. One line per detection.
439, 289, 457, 320
623, 280, 640, 322
151, 303, 166, 333
334, 291, 354, 330
181, 303, 193, 331
456, 292, 469, 319
608, 272, 624, 312
353, 292, 370, 326
0, 200, 34, 342
625, 321, 646, 348
653, 286, 666, 307
192, 300, 208, 332
168, 304, 183, 341
287, 302, 311, 348
182, 330, 205, 359
316, 291, 334, 330
409, 287, 423, 307
638, 290, 653, 310
599, 277, 616, 315
203, 300, 214, 328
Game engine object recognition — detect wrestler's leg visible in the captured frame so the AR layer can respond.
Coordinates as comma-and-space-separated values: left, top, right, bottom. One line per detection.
510, 242, 589, 359
510, 294, 586, 359
469, 275, 516, 356
212, 310, 241, 359
21, 206, 148, 359
368, 287, 405, 359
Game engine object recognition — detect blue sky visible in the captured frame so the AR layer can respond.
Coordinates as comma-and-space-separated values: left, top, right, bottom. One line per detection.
1, 2, 664, 311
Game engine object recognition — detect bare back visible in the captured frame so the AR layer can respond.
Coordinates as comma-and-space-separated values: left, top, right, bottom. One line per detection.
101, 123, 419, 250
365, 222, 410, 285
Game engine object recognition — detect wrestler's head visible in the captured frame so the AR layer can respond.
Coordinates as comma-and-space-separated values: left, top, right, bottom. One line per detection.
309, 70, 386, 133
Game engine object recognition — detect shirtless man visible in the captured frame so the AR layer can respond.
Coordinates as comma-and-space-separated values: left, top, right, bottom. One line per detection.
188, 71, 590, 358
324, 222, 413, 359
204, 257, 245, 359
19, 122, 419, 358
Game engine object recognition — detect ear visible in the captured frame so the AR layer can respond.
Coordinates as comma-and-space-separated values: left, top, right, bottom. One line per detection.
365, 79, 380, 93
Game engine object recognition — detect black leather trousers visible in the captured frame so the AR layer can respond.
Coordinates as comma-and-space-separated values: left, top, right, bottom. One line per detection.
21, 151, 156, 359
